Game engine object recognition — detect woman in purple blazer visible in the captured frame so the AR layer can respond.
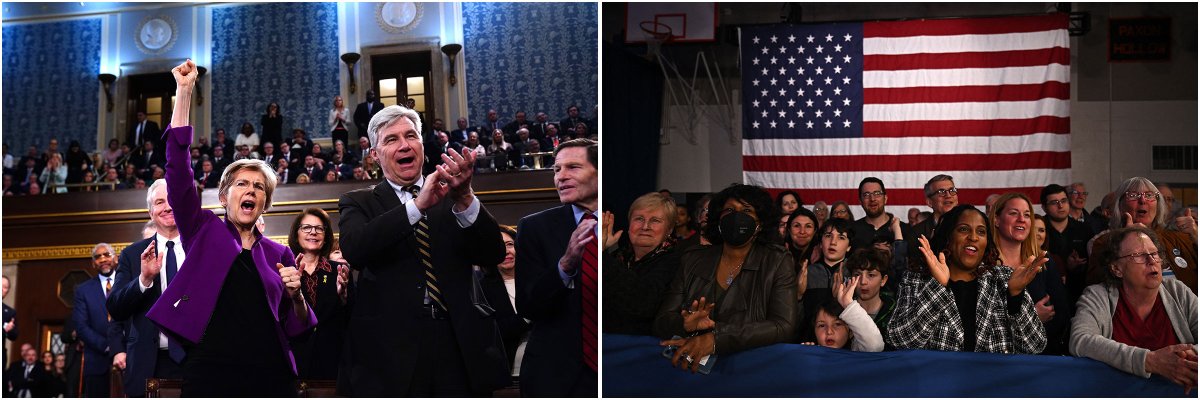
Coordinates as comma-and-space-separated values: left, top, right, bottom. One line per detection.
144, 59, 316, 396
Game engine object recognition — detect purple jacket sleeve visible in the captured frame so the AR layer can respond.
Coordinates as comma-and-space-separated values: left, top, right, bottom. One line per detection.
162, 125, 209, 250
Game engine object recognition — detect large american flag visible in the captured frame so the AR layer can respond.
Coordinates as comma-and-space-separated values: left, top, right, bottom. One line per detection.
740, 14, 1070, 215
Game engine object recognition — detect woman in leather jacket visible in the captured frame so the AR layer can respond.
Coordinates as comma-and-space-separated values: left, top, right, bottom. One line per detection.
654, 184, 797, 373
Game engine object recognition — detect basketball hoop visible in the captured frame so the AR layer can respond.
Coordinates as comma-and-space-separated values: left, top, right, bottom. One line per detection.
639, 21, 673, 58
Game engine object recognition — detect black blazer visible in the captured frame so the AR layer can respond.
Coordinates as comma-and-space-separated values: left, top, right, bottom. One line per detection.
126, 120, 161, 148
5, 361, 51, 397
480, 272, 531, 371
652, 243, 797, 355
353, 101, 385, 134
106, 237, 167, 398
514, 204, 595, 397
289, 259, 351, 380
2, 303, 15, 370
337, 182, 509, 395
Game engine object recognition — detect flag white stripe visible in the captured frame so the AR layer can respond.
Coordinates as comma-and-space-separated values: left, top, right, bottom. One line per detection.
862, 65, 1071, 88
862, 99, 1069, 121
742, 133, 1069, 157
744, 169, 1070, 190
863, 30, 1069, 55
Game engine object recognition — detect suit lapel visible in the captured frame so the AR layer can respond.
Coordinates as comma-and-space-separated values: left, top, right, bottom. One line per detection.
372, 181, 402, 212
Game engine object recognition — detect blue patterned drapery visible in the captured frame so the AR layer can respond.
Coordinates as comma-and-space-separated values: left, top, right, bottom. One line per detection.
2, 19, 102, 153
463, 2, 598, 126
211, 3, 340, 140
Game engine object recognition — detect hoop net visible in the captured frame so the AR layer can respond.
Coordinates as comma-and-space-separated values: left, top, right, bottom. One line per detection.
639, 21, 673, 58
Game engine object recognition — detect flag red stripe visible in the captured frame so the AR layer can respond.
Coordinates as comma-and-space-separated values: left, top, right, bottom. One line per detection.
863, 82, 1070, 104
744, 152, 1070, 173
862, 116, 1069, 137
864, 47, 1070, 71
763, 188, 1050, 207
864, 13, 1070, 38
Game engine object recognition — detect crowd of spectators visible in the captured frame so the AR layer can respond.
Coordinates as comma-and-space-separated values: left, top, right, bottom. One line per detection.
605, 176, 1196, 391
1, 100, 594, 196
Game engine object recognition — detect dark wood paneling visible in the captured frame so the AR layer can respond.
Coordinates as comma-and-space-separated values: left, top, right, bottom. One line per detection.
10, 259, 92, 364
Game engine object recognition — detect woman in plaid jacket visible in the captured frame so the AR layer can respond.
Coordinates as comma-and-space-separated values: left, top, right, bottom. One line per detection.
888, 204, 1047, 354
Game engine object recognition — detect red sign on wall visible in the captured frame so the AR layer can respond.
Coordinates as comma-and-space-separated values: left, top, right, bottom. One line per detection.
1109, 18, 1171, 62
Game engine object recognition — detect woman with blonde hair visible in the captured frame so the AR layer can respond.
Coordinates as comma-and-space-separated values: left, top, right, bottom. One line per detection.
329, 95, 350, 146
989, 192, 1072, 354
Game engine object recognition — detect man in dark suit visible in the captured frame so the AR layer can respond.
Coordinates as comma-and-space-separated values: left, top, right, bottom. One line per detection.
132, 141, 166, 181
212, 129, 235, 154
559, 105, 589, 139
353, 90, 385, 138
2, 275, 15, 370
258, 142, 279, 168
126, 112, 161, 149
338, 105, 509, 396
528, 112, 551, 145
73, 243, 117, 397
209, 145, 231, 173
194, 159, 218, 189
106, 180, 186, 397
514, 138, 598, 397
450, 117, 471, 146
501, 111, 529, 143
6, 346, 50, 397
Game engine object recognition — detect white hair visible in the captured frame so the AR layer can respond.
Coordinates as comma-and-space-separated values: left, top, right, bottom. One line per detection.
92, 242, 113, 256
146, 179, 168, 211
367, 105, 423, 149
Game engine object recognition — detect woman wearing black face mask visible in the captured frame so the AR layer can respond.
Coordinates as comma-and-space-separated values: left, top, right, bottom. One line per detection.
654, 184, 797, 373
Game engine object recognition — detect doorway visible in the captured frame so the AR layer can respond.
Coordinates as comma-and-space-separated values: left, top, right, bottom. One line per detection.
370, 51, 434, 125
125, 72, 176, 132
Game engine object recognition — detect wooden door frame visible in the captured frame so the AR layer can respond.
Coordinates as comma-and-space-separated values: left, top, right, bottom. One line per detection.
360, 38, 447, 127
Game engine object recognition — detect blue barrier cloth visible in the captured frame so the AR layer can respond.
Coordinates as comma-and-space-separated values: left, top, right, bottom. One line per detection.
603, 334, 1188, 397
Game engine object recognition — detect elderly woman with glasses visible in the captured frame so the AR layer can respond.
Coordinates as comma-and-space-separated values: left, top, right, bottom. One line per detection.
1087, 177, 1197, 294
1070, 226, 1197, 392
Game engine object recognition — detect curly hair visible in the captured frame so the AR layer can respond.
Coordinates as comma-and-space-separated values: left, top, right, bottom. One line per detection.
924, 204, 998, 276
702, 184, 780, 246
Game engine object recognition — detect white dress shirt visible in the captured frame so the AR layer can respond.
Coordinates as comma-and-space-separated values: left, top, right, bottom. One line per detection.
138, 232, 185, 349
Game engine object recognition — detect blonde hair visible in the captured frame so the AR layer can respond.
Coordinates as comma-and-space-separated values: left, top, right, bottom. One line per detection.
218, 159, 278, 209
628, 192, 678, 234
989, 192, 1039, 263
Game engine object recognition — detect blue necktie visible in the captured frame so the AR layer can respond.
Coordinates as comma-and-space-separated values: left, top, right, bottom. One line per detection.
165, 241, 178, 284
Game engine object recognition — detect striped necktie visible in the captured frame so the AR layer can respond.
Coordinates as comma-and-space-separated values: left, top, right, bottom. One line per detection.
581, 212, 598, 371
407, 185, 447, 311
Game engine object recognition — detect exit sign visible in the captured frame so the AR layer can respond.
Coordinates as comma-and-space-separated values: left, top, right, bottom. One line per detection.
1109, 18, 1171, 62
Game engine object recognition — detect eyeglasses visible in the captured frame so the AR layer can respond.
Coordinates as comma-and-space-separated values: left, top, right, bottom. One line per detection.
1068, 191, 1088, 197
861, 191, 885, 199
1044, 198, 1069, 207
832, 209, 849, 216
1117, 251, 1162, 265
1124, 191, 1160, 201
299, 224, 326, 234
929, 188, 958, 198
92, 252, 113, 260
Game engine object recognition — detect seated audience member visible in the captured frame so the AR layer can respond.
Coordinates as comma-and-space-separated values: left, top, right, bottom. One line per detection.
812, 201, 829, 226
508, 128, 531, 167
351, 166, 367, 181
79, 171, 98, 192
356, 136, 372, 163
274, 157, 293, 184
233, 144, 256, 161
39, 152, 68, 194
463, 131, 487, 158
25, 181, 43, 195
542, 123, 561, 150
296, 173, 312, 184
503, 111, 529, 140
1068, 182, 1106, 235
194, 160, 216, 189
299, 155, 324, 182
603, 193, 682, 336
914, 174, 958, 240
991, 193, 1072, 355
807, 276, 884, 352
103, 139, 125, 166
1069, 226, 1197, 392
480, 226, 532, 377
287, 208, 350, 380
829, 201, 854, 222
777, 190, 801, 217
677, 194, 713, 252
654, 184, 796, 372
236, 122, 261, 153
1158, 183, 1177, 216
210, 145, 230, 172
120, 163, 139, 187
6, 346, 50, 397
575, 122, 594, 141
784, 207, 821, 268
1087, 177, 1197, 294
258, 141, 278, 166
331, 139, 353, 166
287, 128, 314, 159
311, 143, 328, 163
361, 155, 381, 180
890, 204, 1047, 354
1041, 184, 1096, 292
846, 248, 896, 350
213, 128, 236, 153
3, 173, 17, 195
799, 218, 852, 342
559, 105, 587, 139
328, 152, 352, 180
323, 169, 339, 183
487, 129, 512, 170
673, 203, 696, 241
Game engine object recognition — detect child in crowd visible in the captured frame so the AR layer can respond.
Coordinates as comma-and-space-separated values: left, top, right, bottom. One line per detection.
807, 273, 885, 352
846, 248, 897, 350
798, 219, 854, 342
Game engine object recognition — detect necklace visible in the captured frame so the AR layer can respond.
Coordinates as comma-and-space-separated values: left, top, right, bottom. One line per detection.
725, 263, 744, 286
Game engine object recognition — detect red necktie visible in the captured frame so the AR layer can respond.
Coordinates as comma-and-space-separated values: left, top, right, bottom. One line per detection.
581, 213, 598, 372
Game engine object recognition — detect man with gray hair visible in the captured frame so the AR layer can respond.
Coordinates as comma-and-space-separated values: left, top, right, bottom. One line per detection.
106, 179, 186, 397
73, 243, 118, 397
913, 174, 958, 240
1068, 182, 1106, 234
812, 201, 829, 226
338, 105, 509, 396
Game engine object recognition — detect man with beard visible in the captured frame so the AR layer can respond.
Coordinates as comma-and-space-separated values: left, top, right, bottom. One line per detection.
72, 243, 118, 397
912, 174, 959, 240
849, 177, 916, 252
1040, 184, 1096, 276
